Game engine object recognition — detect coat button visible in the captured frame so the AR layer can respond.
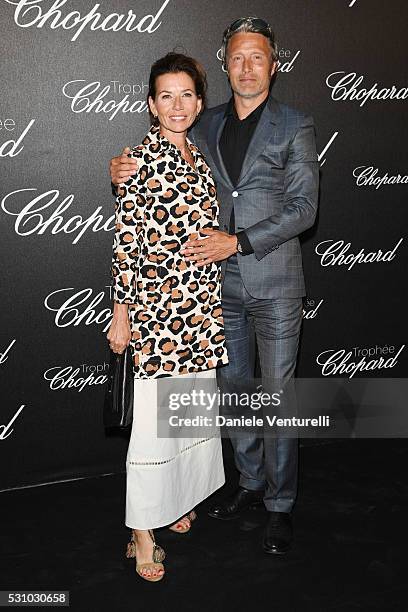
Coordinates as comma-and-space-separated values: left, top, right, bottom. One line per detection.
232, 191, 239, 197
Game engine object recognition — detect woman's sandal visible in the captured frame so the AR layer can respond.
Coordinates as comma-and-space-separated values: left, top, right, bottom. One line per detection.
126, 529, 165, 582
168, 510, 197, 534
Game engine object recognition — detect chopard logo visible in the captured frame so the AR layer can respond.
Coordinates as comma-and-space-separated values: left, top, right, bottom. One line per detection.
316, 344, 405, 378
353, 166, 408, 189
326, 72, 408, 107
44, 287, 113, 332
315, 238, 403, 270
44, 362, 109, 392
62, 79, 149, 121
217, 47, 301, 73
1, 188, 115, 244
3, 0, 171, 42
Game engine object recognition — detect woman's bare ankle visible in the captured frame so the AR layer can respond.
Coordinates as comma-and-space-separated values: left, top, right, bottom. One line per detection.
132, 528, 152, 541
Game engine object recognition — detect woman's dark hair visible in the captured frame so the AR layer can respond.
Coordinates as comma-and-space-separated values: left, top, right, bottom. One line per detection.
147, 52, 207, 124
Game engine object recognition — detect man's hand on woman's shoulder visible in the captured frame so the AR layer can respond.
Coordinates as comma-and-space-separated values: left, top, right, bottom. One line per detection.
110, 146, 139, 186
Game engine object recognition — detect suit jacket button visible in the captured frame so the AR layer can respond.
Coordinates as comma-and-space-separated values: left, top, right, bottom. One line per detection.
232, 191, 239, 198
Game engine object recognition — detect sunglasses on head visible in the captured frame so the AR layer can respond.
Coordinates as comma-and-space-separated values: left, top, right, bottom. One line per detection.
226, 16, 273, 36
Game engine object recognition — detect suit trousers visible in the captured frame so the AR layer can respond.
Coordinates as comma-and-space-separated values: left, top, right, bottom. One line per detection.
217, 254, 303, 513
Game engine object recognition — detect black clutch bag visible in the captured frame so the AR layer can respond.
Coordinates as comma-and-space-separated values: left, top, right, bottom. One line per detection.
103, 346, 134, 428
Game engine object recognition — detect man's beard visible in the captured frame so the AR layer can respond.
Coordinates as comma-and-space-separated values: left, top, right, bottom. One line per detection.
232, 89, 263, 100
231, 83, 267, 99
234, 91, 262, 99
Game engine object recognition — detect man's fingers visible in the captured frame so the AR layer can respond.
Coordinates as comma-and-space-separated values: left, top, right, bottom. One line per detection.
112, 175, 131, 186
117, 155, 137, 167
122, 146, 131, 154
111, 152, 133, 166
180, 239, 208, 252
118, 155, 138, 172
112, 164, 138, 185
115, 162, 137, 173
181, 248, 202, 257
185, 252, 210, 261
186, 252, 209, 260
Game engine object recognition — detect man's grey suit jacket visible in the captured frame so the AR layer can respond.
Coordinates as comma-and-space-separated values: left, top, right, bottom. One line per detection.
190, 95, 319, 299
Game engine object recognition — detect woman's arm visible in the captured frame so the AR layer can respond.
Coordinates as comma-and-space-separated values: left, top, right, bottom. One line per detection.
110, 192, 139, 305
107, 153, 146, 353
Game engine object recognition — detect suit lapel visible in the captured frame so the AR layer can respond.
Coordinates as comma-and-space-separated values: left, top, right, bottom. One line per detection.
207, 110, 235, 189
236, 96, 282, 187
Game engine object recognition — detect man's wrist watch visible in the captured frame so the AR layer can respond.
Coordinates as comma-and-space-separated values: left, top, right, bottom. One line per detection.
235, 231, 254, 256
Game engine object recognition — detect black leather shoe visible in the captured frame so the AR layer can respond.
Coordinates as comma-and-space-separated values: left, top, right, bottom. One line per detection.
208, 486, 264, 520
263, 511, 293, 554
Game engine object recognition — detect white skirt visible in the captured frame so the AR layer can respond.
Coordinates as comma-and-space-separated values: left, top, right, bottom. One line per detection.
125, 368, 225, 529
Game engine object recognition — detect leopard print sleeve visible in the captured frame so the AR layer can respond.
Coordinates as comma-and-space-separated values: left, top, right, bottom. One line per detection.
111, 147, 147, 304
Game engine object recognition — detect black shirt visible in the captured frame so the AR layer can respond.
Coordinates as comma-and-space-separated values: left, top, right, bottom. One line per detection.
219, 96, 268, 255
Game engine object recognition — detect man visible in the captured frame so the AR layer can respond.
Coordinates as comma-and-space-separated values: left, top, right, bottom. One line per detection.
110, 16, 319, 554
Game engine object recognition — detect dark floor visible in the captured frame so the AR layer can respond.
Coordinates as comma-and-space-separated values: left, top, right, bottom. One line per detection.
1, 440, 407, 612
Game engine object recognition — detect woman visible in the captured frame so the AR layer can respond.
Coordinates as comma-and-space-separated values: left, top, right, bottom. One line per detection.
107, 53, 228, 582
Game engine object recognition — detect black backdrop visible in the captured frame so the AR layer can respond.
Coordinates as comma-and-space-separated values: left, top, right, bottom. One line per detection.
1, 0, 407, 490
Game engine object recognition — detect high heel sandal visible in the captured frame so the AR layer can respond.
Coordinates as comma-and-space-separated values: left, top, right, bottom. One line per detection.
126, 529, 165, 582
169, 510, 197, 534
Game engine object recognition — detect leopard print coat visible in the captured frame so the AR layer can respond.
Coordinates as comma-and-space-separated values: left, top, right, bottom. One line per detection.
111, 124, 229, 378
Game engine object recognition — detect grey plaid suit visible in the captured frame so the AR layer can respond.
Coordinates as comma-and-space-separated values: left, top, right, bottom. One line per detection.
190, 95, 319, 512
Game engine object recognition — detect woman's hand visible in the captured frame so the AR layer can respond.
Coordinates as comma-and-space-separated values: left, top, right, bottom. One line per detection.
107, 304, 131, 354
110, 147, 139, 185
